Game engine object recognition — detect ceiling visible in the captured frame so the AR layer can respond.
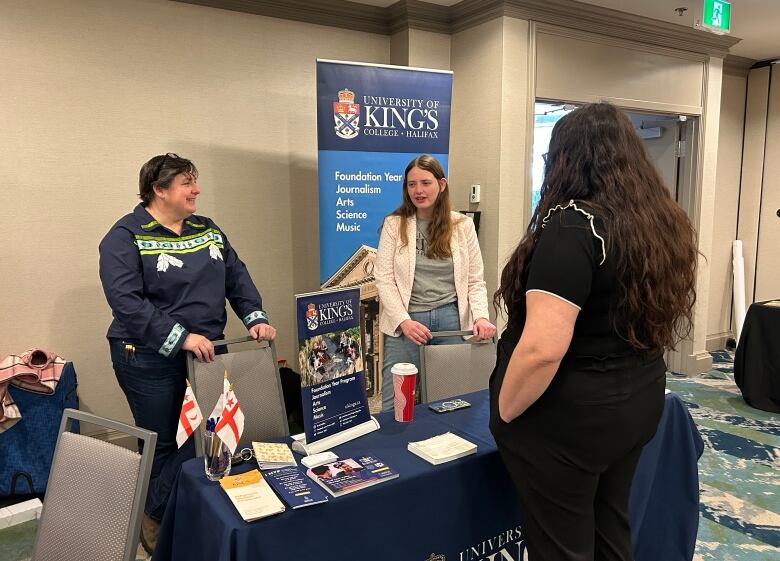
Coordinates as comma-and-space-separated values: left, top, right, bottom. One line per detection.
351, 0, 778, 61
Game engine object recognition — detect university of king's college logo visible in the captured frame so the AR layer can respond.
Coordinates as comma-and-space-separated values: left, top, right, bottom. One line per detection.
305, 303, 319, 331
333, 88, 360, 139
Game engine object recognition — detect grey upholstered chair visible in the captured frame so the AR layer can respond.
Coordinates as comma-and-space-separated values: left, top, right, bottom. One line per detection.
187, 336, 289, 456
32, 408, 155, 561
419, 330, 497, 403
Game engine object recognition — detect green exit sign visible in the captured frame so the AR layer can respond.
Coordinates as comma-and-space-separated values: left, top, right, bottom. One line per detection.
702, 0, 731, 34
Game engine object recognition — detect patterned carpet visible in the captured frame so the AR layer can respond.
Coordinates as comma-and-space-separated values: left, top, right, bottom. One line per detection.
1, 351, 777, 561
667, 350, 780, 560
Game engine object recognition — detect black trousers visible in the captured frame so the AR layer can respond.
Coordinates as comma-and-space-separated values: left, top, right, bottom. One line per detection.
489, 340, 665, 561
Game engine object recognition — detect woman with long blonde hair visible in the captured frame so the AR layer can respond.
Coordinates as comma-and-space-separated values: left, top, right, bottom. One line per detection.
374, 154, 496, 412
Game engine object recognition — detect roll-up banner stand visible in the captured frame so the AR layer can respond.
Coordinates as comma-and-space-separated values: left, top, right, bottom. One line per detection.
316, 59, 453, 284
309, 60, 453, 428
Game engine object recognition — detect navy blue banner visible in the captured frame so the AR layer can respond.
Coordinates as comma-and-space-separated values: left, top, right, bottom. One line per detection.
296, 288, 370, 443
317, 60, 453, 283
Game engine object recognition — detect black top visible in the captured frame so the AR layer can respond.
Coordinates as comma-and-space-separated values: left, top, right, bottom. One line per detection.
523, 202, 636, 360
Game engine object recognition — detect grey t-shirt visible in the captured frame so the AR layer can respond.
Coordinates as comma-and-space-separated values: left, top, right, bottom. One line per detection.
408, 218, 457, 313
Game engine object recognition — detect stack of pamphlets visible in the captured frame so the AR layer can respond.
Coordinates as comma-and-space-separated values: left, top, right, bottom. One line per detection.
306, 456, 398, 497
264, 466, 329, 509
219, 469, 286, 522
407, 432, 477, 465
252, 442, 297, 470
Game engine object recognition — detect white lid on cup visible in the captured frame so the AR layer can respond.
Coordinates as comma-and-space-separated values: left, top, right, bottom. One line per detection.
391, 362, 418, 376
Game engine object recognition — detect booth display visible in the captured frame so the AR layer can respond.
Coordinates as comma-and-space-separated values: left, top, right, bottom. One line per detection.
155, 389, 703, 561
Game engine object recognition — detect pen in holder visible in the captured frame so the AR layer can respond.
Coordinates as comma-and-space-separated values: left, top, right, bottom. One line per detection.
203, 430, 231, 481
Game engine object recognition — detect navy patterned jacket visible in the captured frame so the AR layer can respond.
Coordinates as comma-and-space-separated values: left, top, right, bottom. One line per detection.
99, 204, 268, 358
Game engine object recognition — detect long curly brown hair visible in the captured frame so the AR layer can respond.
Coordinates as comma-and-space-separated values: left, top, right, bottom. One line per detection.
494, 103, 698, 352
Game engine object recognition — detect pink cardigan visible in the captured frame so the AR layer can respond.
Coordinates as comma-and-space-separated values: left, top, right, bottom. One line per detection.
375, 212, 490, 337
0, 349, 66, 432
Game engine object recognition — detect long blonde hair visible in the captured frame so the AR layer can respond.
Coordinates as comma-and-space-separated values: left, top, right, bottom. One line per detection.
390, 154, 459, 258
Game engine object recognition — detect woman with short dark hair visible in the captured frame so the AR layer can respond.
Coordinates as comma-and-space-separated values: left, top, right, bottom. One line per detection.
99, 153, 276, 554
490, 103, 697, 560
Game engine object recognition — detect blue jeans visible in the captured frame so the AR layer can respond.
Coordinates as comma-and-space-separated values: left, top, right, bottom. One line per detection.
381, 302, 462, 412
109, 339, 194, 522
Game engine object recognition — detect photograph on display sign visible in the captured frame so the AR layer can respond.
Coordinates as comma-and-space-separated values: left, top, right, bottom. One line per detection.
298, 325, 363, 387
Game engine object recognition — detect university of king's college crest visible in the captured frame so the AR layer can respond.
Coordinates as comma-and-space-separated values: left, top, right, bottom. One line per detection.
333, 88, 360, 139
305, 303, 319, 331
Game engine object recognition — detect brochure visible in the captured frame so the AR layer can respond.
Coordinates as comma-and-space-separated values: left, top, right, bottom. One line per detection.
219, 469, 286, 522
306, 456, 398, 497
264, 466, 329, 509
407, 432, 477, 465
252, 441, 297, 470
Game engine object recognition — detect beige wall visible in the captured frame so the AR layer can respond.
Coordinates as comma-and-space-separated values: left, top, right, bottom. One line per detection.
0, 0, 389, 428
407, 29, 451, 70
449, 18, 509, 317
707, 71, 747, 348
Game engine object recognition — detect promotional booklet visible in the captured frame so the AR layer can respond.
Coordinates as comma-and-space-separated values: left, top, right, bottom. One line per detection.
252, 441, 297, 470
306, 456, 398, 497
219, 469, 286, 522
264, 466, 329, 509
407, 432, 477, 465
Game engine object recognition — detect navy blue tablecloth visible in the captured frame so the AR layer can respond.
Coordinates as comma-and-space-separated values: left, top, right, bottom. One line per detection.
155, 390, 702, 561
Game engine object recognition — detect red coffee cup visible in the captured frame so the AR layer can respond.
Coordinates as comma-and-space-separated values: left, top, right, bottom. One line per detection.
392, 363, 418, 422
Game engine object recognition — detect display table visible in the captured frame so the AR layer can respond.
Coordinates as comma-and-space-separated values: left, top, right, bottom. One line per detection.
155, 390, 703, 561
735, 301, 780, 413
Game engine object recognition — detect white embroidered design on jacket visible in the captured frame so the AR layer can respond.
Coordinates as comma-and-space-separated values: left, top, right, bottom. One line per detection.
157, 253, 184, 272
209, 244, 223, 261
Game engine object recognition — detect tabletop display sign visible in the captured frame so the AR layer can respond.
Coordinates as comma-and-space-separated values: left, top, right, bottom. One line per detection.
316, 59, 453, 284
294, 287, 378, 452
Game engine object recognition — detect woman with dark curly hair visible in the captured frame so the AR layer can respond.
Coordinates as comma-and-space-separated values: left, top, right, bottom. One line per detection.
489, 103, 697, 561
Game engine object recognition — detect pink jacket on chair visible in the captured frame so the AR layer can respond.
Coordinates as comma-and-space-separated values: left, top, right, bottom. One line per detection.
0, 349, 66, 432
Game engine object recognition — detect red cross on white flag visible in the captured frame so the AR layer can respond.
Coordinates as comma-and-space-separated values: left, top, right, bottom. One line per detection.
176, 382, 203, 448
214, 372, 244, 454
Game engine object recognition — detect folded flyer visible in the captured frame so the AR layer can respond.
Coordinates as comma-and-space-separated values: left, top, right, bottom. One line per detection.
264, 466, 329, 509
306, 456, 398, 497
219, 469, 285, 522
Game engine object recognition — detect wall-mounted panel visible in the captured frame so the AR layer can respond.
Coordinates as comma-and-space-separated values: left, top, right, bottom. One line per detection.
536, 28, 705, 115
755, 65, 780, 301
737, 67, 770, 305
707, 72, 746, 346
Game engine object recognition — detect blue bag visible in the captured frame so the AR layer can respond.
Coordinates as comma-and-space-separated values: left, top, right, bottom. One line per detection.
0, 362, 79, 496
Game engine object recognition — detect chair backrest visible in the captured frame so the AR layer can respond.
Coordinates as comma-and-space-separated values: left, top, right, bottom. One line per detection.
33, 409, 155, 561
188, 336, 289, 456
419, 330, 497, 403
